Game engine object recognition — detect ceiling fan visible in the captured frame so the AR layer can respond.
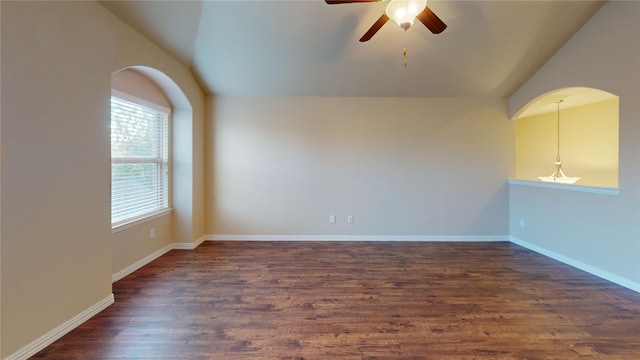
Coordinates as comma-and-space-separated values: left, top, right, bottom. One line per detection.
326, 0, 447, 42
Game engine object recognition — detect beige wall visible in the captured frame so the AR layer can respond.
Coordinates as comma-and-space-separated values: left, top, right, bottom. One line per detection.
509, 1, 639, 288
516, 98, 619, 188
0, 1, 205, 357
207, 96, 514, 237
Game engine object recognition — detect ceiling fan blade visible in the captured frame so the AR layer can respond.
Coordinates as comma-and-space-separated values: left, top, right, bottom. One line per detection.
359, 14, 389, 42
416, 6, 447, 34
325, 0, 380, 4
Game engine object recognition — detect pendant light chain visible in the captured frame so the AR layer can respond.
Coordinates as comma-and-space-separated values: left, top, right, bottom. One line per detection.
556, 99, 563, 162
403, 47, 407, 67
539, 98, 580, 184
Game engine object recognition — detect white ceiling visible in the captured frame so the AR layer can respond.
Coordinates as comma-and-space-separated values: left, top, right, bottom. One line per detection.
100, 0, 605, 98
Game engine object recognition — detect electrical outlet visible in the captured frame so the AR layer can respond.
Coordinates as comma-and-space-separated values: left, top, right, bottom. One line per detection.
519, 219, 525, 228
347, 215, 354, 224
329, 215, 336, 224
149, 228, 155, 239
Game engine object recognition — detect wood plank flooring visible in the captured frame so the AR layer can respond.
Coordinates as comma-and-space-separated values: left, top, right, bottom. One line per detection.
32, 241, 640, 359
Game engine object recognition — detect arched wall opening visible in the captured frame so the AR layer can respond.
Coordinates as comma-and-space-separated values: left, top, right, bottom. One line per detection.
512, 87, 619, 189
110, 66, 194, 278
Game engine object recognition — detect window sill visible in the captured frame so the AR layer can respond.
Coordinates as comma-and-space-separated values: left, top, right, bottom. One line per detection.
112, 208, 173, 233
507, 179, 620, 196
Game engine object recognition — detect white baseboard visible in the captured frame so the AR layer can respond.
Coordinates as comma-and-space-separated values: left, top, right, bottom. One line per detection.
205, 234, 510, 242
10, 234, 513, 360
112, 237, 208, 282
172, 235, 207, 250
5, 294, 115, 360
10, 235, 635, 360
510, 236, 640, 293
112, 243, 174, 283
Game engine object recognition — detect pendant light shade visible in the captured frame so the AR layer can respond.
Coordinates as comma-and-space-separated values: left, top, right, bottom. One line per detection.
539, 100, 581, 184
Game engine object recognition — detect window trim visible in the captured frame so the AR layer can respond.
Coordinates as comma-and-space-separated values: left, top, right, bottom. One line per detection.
111, 208, 173, 233
110, 90, 172, 229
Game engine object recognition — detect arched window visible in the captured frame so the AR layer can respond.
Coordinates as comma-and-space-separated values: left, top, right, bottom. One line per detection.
111, 69, 172, 228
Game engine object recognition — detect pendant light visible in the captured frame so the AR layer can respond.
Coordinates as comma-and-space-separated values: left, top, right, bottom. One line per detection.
538, 99, 581, 184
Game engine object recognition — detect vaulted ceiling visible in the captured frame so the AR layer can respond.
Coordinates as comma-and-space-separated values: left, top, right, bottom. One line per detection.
100, 0, 605, 98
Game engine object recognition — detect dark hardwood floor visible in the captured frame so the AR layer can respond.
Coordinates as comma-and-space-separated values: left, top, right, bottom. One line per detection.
32, 241, 640, 359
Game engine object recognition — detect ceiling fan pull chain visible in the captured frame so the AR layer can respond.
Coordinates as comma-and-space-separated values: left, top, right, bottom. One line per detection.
403, 47, 408, 67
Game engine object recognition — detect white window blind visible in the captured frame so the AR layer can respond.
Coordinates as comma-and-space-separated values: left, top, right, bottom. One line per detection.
111, 95, 169, 227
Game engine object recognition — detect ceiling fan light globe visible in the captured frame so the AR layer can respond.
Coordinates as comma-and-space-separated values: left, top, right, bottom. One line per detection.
385, 0, 427, 29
